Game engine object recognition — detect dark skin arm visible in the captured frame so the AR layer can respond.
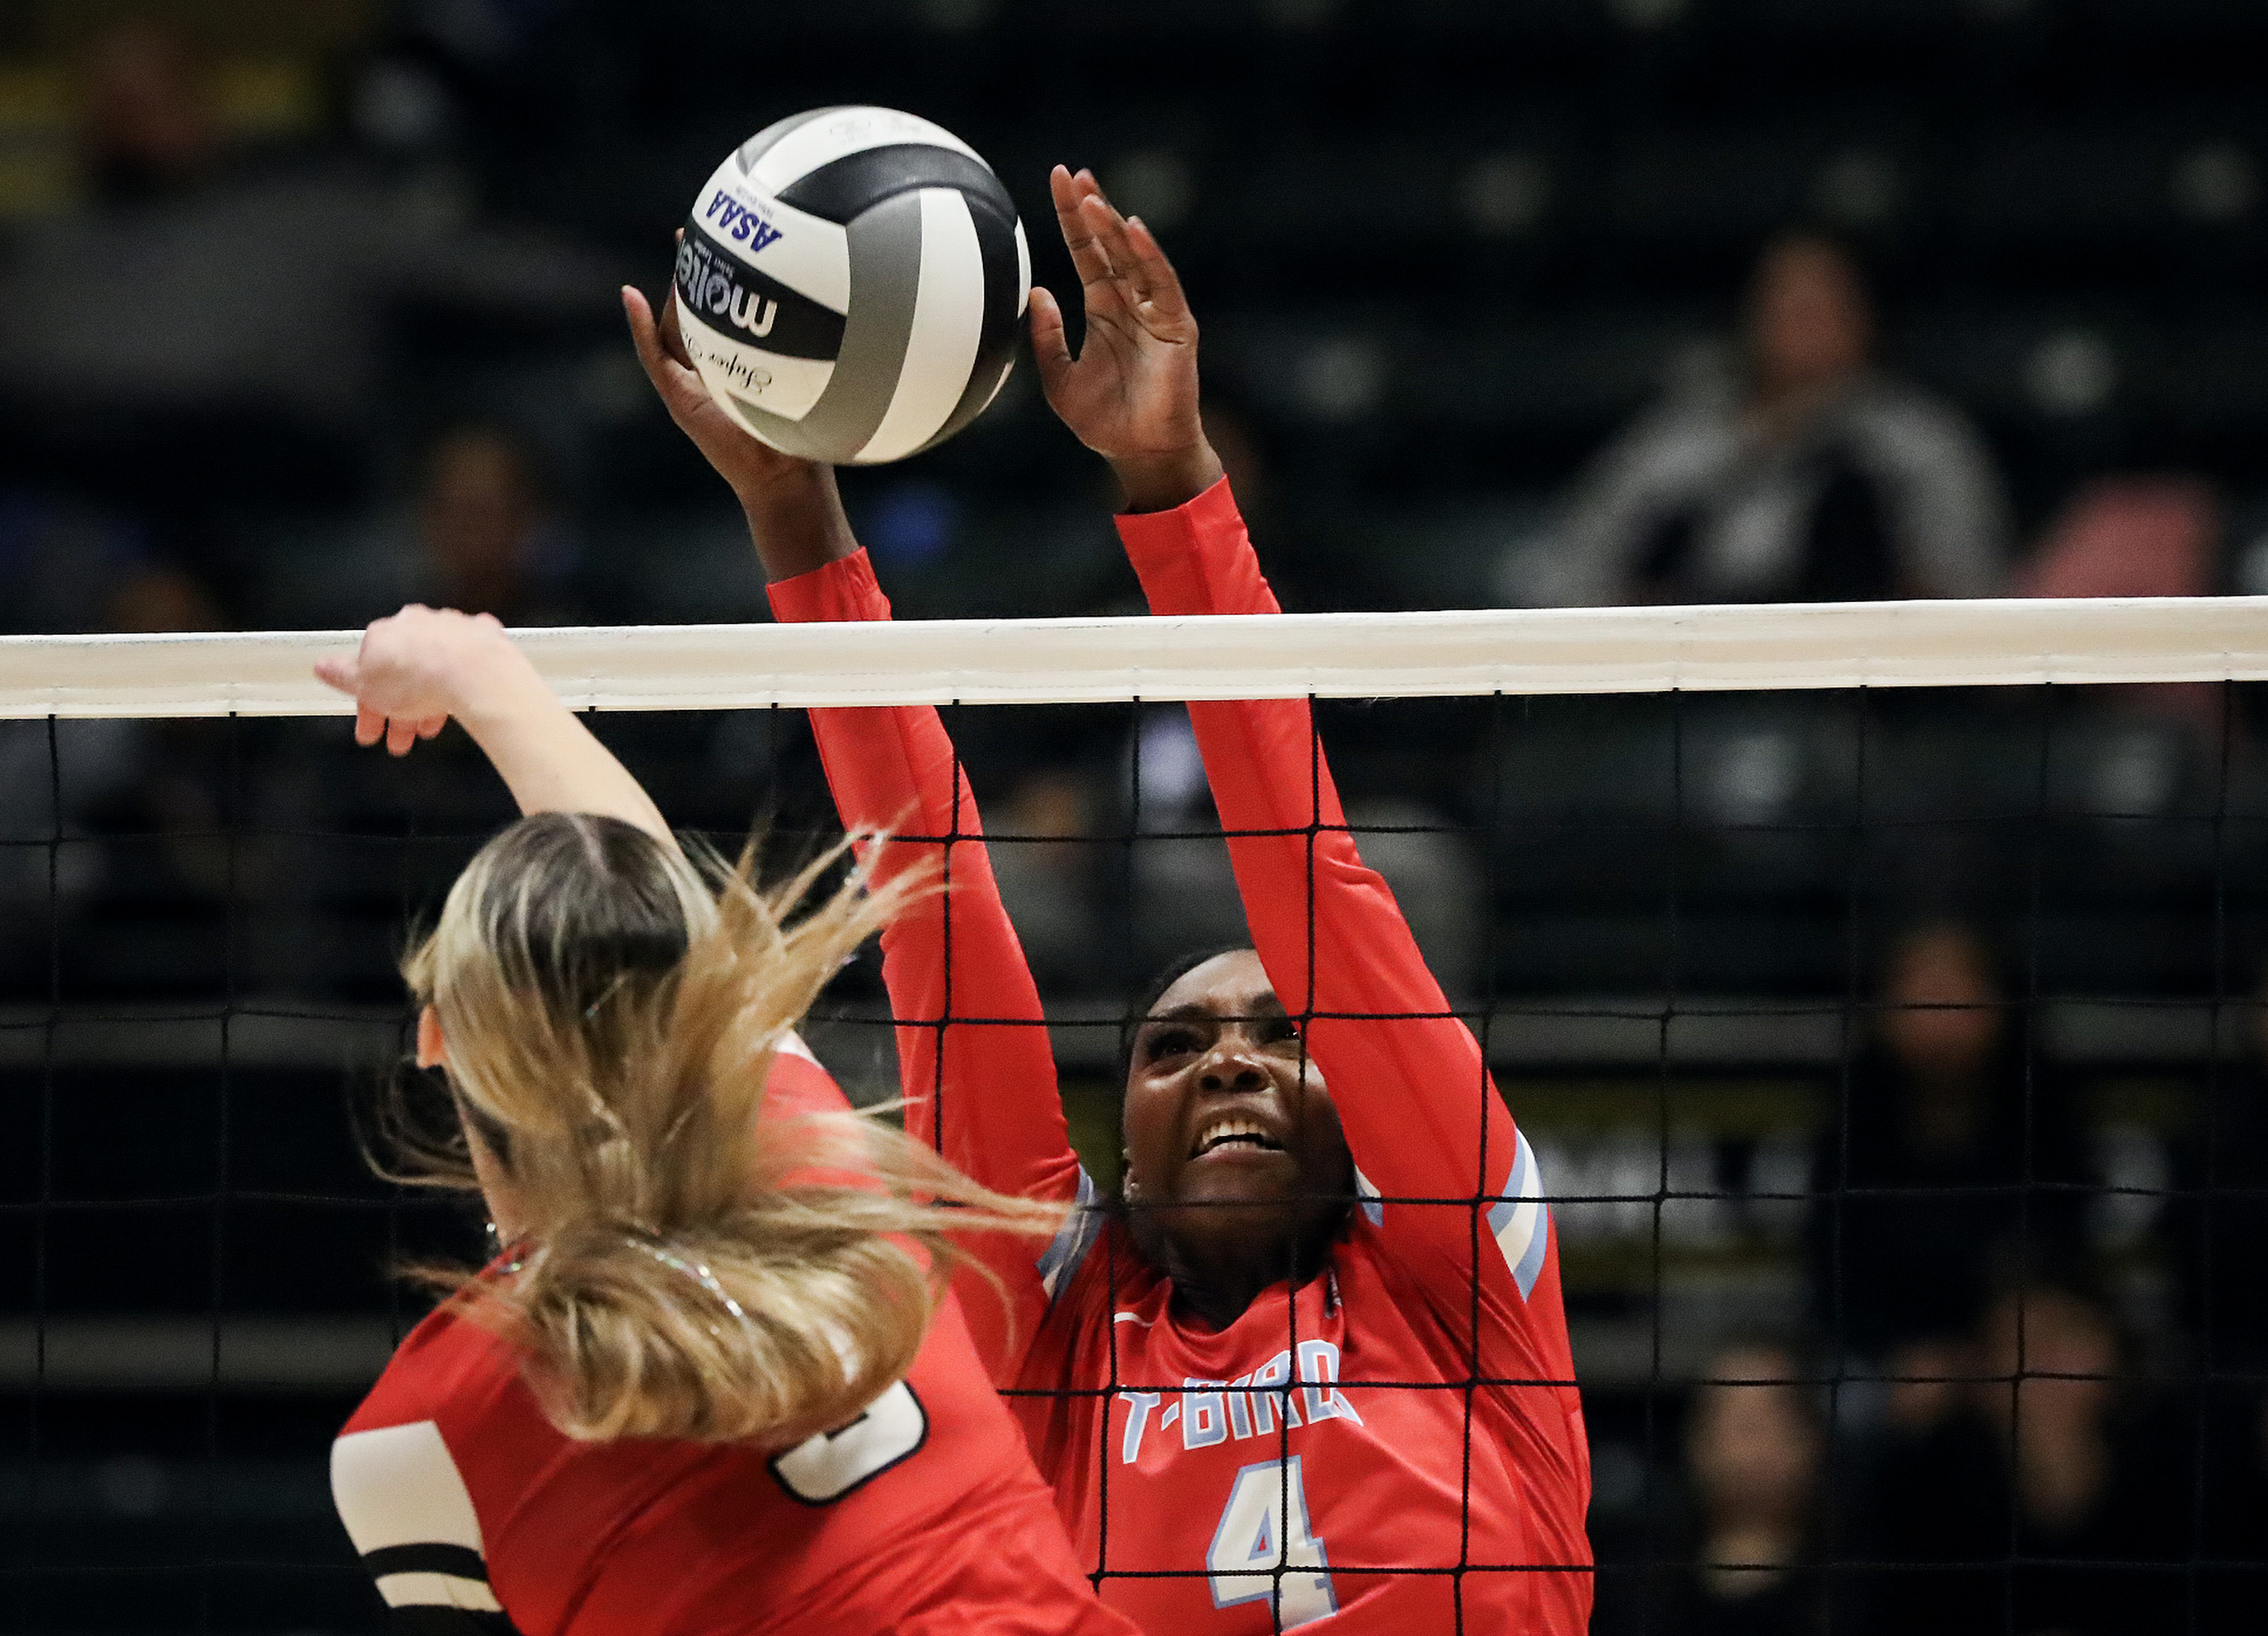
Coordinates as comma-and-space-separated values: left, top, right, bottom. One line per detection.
622, 279, 857, 583
623, 164, 1221, 544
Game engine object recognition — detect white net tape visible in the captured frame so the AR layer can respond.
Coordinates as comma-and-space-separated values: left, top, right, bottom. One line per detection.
0, 595, 2263, 717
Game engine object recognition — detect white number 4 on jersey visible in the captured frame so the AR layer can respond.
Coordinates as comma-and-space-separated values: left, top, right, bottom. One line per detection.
1207, 1456, 1336, 1626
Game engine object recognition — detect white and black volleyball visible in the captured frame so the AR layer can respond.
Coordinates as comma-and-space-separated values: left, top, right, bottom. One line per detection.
674, 106, 1029, 466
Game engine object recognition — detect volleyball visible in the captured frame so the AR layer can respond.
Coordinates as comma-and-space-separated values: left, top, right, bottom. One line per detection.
672, 106, 1029, 467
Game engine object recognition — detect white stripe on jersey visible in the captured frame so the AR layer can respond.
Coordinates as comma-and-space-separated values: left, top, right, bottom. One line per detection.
1353, 1165, 1384, 1228
374, 1570, 504, 1614
332, 1420, 484, 1558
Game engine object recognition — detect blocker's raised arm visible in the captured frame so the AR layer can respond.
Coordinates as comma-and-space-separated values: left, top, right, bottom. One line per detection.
1120, 485, 1563, 1345
630, 261, 1089, 1379
768, 548, 1088, 1380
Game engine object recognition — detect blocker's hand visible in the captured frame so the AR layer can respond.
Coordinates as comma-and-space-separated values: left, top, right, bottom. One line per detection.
315, 604, 510, 755
624, 252, 861, 584
1032, 166, 1223, 513
623, 275, 814, 505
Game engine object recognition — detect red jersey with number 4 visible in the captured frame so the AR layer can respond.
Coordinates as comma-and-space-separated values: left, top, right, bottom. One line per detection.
773, 480, 1593, 1635
331, 1040, 1136, 1636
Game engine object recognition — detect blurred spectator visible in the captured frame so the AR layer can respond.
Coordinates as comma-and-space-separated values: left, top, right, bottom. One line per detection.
1122, 711, 1482, 992
1673, 1340, 1828, 1636
2192, 1377, 2268, 1632
1809, 921, 2092, 1365
243, 422, 584, 628
0, 496, 226, 990
414, 425, 581, 624
2017, 476, 2226, 731
1541, 234, 2009, 605
0, 21, 614, 582
2016, 477, 2221, 600
990, 768, 1105, 995
0, 493, 215, 636
1855, 1283, 2186, 1636
1199, 394, 1392, 614
2163, 964, 2268, 1378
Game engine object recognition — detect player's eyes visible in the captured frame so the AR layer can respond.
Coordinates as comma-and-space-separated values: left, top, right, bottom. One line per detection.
1258, 1017, 1301, 1047
1141, 1027, 1203, 1062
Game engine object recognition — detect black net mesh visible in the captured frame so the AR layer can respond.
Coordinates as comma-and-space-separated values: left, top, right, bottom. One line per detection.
1, 681, 2264, 1633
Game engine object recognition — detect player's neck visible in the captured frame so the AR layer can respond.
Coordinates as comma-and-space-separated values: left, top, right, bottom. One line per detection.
1158, 1234, 1328, 1333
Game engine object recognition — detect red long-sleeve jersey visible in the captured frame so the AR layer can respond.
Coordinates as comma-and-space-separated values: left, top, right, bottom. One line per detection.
332, 1038, 1135, 1636
772, 479, 1592, 1635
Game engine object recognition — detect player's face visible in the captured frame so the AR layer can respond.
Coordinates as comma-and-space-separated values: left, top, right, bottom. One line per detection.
1122, 950, 1353, 1266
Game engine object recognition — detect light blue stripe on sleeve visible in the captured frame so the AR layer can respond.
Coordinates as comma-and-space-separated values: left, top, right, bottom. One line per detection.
1485, 1130, 1550, 1300
1037, 1167, 1102, 1302
1353, 1165, 1384, 1228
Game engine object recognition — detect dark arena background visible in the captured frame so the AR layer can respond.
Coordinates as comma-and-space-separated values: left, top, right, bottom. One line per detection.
1, 1, 2266, 1632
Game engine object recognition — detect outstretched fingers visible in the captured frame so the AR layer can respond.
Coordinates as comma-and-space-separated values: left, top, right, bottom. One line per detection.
314, 652, 384, 745
1068, 187, 1189, 338
356, 709, 447, 757
626, 283, 694, 393
1028, 284, 1076, 394
1075, 192, 1137, 284
623, 285, 707, 418
623, 284, 664, 365
318, 649, 446, 757
384, 713, 439, 757
1119, 214, 1193, 327
313, 653, 356, 696
1051, 165, 1125, 299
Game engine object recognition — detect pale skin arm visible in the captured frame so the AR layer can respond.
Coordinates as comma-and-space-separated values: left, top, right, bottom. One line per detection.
313, 605, 670, 840
315, 606, 672, 1232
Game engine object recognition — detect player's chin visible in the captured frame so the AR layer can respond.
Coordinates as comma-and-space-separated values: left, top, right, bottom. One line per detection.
1174, 1144, 1301, 1191
1155, 1159, 1310, 1221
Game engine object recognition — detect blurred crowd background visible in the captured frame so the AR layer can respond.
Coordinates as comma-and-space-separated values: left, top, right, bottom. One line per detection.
1, 2, 2265, 1632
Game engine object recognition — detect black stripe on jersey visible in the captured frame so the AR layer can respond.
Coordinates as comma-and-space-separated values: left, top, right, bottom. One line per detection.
673, 224, 847, 360
383, 1606, 518, 1636
914, 193, 1022, 457
361, 1543, 490, 1583
776, 143, 1014, 228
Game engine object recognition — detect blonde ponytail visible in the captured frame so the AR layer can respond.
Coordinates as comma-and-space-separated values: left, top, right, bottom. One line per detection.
396, 813, 1058, 1446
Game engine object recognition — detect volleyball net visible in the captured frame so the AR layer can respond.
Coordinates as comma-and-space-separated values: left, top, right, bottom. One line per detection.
5, 595, 2266, 1631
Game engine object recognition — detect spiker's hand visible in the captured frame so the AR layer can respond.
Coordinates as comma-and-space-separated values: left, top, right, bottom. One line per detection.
314, 605, 511, 756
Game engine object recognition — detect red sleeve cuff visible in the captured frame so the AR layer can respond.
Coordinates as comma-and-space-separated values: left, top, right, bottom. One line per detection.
765, 547, 892, 625
1113, 476, 1280, 618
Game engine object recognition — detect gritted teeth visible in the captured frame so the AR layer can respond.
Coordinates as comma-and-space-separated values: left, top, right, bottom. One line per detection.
1189, 1116, 1284, 1159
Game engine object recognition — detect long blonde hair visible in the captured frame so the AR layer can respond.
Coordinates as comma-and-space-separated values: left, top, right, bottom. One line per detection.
397, 812, 1056, 1447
